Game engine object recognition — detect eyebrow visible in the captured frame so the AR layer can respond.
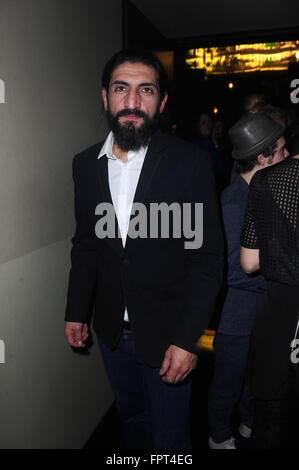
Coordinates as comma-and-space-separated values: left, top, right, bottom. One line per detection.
277, 143, 286, 149
111, 80, 158, 89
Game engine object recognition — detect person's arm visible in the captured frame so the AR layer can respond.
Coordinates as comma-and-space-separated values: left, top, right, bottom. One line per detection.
161, 150, 224, 384
240, 173, 261, 276
64, 155, 97, 348
240, 246, 260, 274
223, 202, 265, 290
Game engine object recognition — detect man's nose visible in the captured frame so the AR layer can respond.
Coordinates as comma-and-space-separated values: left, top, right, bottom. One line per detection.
284, 148, 290, 158
124, 88, 141, 109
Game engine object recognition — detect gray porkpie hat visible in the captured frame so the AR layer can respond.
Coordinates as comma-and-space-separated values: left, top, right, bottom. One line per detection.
229, 112, 285, 160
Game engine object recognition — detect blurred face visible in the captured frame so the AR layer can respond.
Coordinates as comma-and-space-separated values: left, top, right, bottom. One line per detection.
212, 120, 223, 139
266, 136, 289, 166
102, 61, 167, 151
198, 113, 212, 138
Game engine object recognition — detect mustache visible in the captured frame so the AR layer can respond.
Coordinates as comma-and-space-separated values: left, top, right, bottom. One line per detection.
116, 108, 149, 120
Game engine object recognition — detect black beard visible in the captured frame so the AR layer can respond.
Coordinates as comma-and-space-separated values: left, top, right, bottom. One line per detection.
106, 107, 160, 152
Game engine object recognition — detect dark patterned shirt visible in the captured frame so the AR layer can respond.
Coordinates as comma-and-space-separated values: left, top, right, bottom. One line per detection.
241, 157, 299, 285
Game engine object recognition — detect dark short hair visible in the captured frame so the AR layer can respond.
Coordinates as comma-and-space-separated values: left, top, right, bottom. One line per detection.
234, 141, 278, 174
259, 141, 278, 159
101, 49, 169, 102
233, 157, 258, 174
285, 121, 299, 157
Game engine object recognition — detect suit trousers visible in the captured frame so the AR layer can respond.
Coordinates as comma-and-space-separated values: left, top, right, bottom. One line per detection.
98, 328, 192, 449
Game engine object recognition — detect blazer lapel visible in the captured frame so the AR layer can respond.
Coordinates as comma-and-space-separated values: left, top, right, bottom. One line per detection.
133, 143, 164, 205
97, 155, 124, 257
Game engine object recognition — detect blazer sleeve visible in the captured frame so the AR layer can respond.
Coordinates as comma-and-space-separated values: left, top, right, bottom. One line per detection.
171, 150, 224, 353
64, 155, 98, 323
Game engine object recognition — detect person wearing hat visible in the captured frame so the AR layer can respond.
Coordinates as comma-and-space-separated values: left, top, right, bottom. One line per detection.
240, 125, 299, 448
208, 113, 288, 449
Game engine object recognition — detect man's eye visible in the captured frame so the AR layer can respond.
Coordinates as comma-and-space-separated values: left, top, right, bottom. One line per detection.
141, 88, 154, 94
113, 86, 126, 92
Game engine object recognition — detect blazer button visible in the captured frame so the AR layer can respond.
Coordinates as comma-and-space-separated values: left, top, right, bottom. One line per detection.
123, 258, 130, 266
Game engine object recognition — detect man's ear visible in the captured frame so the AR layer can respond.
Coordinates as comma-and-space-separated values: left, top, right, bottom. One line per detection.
159, 93, 168, 114
257, 153, 267, 167
102, 88, 108, 111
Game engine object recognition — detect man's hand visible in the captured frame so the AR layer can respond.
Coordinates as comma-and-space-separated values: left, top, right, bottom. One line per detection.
159, 344, 198, 384
64, 322, 89, 348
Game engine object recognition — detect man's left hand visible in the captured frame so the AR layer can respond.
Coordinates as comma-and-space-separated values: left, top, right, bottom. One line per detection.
159, 345, 198, 384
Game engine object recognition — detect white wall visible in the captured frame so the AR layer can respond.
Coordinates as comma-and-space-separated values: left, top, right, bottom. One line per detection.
0, 0, 122, 449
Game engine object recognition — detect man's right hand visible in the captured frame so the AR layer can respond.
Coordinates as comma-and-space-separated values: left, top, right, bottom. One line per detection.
64, 321, 89, 348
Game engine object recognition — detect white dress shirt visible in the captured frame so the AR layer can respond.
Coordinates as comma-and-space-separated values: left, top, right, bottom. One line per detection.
98, 131, 148, 322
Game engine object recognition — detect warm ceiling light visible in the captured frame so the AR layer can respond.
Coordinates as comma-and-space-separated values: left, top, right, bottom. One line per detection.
228, 82, 234, 89
186, 41, 299, 74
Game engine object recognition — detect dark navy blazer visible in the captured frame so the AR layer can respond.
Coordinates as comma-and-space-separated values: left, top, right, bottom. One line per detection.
217, 174, 267, 336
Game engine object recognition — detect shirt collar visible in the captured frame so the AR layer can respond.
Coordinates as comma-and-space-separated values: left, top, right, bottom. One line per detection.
98, 131, 149, 161
236, 173, 250, 192
98, 131, 117, 160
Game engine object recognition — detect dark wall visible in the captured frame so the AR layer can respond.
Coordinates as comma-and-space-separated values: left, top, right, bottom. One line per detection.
123, 0, 166, 48
172, 28, 299, 138
123, 2, 299, 142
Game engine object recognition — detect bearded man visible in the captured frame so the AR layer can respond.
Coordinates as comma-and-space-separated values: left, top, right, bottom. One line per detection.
64, 49, 224, 449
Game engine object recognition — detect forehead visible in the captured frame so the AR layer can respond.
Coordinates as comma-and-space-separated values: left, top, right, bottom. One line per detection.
200, 114, 211, 122
275, 136, 286, 148
110, 61, 158, 85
